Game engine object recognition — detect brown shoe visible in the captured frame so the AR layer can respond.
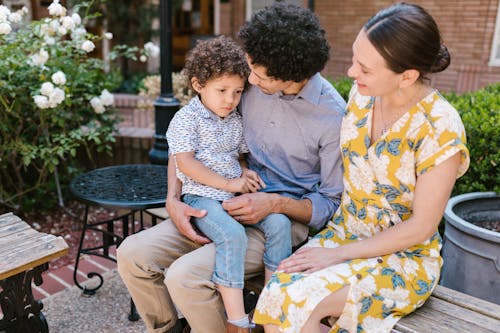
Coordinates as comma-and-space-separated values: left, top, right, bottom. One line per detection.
224, 323, 250, 333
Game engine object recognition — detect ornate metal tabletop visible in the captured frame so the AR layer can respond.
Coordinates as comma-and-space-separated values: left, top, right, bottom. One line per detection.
70, 164, 167, 210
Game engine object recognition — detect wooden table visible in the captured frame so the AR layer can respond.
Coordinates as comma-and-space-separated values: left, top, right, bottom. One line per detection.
0, 212, 69, 333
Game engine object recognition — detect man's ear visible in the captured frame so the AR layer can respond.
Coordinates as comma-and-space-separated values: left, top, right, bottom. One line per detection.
191, 77, 203, 93
399, 69, 420, 89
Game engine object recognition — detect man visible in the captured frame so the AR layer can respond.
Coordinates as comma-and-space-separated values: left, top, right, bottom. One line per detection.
117, 3, 345, 333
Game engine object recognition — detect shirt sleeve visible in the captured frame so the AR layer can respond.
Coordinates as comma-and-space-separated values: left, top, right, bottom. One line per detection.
302, 113, 344, 230
166, 108, 198, 155
415, 98, 469, 178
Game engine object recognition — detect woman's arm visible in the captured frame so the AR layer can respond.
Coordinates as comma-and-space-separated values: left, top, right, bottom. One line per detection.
279, 152, 462, 273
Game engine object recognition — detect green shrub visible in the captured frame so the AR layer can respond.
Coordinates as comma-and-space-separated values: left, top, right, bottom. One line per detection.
0, 1, 154, 212
444, 84, 500, 195
328, 76, 353, 102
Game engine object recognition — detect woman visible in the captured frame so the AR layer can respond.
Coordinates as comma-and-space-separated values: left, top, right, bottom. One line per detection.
252, 3, 470, 333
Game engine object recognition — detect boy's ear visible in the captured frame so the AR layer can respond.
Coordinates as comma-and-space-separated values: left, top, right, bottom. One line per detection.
191, 77, 203, 93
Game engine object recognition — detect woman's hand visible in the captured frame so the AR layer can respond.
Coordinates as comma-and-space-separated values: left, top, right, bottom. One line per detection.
277, 247, 346, 274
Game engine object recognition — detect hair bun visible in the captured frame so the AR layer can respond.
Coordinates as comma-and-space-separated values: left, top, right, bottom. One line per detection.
431, 44, 451, 73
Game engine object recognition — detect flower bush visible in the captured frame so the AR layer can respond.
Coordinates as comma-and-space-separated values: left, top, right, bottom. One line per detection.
137, 72, 194, 111
0, 1, 158, 211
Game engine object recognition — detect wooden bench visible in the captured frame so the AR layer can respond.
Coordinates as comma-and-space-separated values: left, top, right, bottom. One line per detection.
0, 212, 69, 333
245, 275, 500, 333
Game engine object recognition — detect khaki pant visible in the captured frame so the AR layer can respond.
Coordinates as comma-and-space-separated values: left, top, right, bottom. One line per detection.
117, 218, 309, 333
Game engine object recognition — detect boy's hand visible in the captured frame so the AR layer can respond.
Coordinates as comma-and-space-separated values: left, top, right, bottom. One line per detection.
242, 168, 266, 189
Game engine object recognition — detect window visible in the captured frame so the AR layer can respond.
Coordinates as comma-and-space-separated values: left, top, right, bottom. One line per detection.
489, 2, 500, 66
246, 0, 305, 21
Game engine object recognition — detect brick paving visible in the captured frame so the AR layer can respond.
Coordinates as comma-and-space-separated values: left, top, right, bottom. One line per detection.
33, 247, 118, 300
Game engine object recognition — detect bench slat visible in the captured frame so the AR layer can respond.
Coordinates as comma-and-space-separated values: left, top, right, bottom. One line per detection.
432, 285, 500, 320
397, 297, 498, 332
0, 236, 68, 280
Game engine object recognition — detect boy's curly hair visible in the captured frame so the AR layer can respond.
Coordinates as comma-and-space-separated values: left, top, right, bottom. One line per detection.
238, 2, 330, 83
182, 35, 250, 91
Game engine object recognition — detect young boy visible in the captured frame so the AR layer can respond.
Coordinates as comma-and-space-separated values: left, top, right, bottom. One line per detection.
166, 36, 292, 333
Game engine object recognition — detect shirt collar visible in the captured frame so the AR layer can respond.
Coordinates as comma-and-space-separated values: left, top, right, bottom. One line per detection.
295, 73, 322, 105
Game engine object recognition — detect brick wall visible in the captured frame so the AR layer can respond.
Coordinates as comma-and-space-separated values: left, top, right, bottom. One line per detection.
316, 0, 500, 93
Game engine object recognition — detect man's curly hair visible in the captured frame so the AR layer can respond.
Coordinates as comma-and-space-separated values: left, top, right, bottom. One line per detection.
237, 2, 330, 83
182, 36, 250, 91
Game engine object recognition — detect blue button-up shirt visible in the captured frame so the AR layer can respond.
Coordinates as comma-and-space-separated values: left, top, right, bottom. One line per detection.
242, 73, 345, 230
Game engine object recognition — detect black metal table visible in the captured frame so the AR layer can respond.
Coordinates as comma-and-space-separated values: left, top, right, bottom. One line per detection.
70, 164, 167, 319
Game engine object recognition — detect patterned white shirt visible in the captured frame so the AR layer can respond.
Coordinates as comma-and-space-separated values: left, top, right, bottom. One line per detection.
166, 96, 248, 201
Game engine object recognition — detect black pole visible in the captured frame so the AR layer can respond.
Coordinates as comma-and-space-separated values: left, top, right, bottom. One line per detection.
149, 0, 181, 165
308, 0, 314, 12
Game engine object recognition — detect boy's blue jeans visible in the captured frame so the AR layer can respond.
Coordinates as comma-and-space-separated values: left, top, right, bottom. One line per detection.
183, 194, 292, 289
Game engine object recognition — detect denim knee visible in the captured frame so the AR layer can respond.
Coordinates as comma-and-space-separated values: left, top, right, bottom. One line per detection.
258, 214, 292, 271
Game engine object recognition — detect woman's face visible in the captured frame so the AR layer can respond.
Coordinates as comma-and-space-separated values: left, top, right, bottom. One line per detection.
347, 29, 400, 96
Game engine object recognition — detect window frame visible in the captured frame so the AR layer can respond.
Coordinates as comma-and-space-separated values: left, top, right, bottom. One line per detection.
489, 1, 500, 66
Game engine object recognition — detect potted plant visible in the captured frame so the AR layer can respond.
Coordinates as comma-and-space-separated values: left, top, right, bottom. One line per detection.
441, 192, 499, 304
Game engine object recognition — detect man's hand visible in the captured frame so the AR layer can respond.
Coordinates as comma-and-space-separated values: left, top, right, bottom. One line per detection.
166, 197, 211, 244
222, 192, 277, 225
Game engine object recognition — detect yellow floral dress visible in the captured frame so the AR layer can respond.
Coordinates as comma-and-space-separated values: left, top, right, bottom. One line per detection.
253, 85, 469, 333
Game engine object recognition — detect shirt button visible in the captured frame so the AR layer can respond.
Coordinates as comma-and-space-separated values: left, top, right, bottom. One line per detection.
356, 274, 362, 280
261, 144, 266, 150
270, 121, 275, 127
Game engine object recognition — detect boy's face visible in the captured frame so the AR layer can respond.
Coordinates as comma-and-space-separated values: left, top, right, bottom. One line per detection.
246, 55, 293, 95
192, 74, 245, 118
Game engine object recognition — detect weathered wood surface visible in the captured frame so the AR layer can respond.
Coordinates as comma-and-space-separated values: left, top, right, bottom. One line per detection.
246, 275, 500, 332
0, 212, 69, 280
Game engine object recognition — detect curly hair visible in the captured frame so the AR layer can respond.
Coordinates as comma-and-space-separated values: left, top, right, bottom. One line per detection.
237, 2, 330, 82
182, 36, 250, 91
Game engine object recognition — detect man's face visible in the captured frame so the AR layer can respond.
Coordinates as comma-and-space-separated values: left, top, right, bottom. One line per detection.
246, 55, 293, 95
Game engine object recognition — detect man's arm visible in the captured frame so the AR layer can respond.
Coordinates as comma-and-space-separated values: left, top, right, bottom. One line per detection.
165, 154, 210, 244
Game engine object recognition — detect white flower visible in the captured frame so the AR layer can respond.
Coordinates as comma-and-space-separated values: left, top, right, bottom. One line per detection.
99, 90, 114, 106
48, 88, 65, 107
0, 5, 10, 22
60, 16, 75, 30
30, 49, 49, 66
51, 71, 66, 85
44, 36, 56, 45
104, 32, 113, 40
71, 27, 86, 40
33, 95, 50, 109
81, 40, 95, 52
40, 82, 55, 96
0, 22, 11, 35
71, 13, 81, 26
8, 12, 22, 23
90, 97, 105, 114
48, 19, 60, 34
57, 26, 67, 35
139, 55, 147, 63
144, 42, 160, 58
48, 0, 67, 17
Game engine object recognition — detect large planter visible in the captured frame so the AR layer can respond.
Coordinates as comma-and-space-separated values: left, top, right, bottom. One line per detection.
440, 192, 500, 304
